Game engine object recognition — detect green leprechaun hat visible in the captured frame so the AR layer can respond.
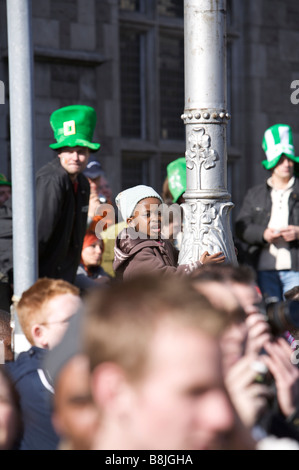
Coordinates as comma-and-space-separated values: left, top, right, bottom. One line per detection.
262, 124, 299, 170
0, 173, 11, 186
49, 105, 101, 151
167, 157, 186, 203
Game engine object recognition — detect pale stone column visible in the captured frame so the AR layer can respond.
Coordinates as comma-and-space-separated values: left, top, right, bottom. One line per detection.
7, 0, 36, 355
179, 0, 237, 266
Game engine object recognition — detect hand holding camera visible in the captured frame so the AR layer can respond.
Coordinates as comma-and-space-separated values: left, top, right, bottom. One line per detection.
261, 338, 299, 418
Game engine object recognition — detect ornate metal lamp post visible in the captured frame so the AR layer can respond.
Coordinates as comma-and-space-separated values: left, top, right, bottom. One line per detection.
179, 0, 237, 266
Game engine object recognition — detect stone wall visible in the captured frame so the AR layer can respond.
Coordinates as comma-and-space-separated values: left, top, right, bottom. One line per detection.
233, 0, 299, 215
0, 0, 121, 193
0, 0, 299, 208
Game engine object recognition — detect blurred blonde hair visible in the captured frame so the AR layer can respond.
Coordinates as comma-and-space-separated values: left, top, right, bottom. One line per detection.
17, 278, 79, 344
84, 274, 230, 381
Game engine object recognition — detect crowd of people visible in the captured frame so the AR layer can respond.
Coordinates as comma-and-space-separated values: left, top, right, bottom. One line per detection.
0, 104, 299, 450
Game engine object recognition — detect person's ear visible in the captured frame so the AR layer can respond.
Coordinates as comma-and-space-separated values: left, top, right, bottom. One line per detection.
31, 324, 47, 348
127, 216, 139, 231
57, 153, 65, 165
91, 363, 133, 416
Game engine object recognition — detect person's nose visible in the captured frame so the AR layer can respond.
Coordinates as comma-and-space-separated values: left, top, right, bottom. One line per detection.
151, 209, 161, 223
282, 157, 292, 168
71, 150, 80, 161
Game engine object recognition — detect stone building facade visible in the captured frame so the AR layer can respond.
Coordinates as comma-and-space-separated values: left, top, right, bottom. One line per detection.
0, 0, 299, 227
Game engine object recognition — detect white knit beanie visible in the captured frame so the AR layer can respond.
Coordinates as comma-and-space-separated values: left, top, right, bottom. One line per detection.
115, 185, 163, 222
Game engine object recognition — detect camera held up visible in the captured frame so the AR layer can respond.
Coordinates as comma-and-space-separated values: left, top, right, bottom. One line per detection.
262, 297, 299, 337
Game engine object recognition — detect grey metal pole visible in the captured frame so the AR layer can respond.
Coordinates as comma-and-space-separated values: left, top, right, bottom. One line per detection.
7, 0, 37, 354
179, 0, 237, 266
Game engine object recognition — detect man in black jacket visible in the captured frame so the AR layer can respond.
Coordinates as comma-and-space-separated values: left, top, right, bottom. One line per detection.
36, 105, 101, 283
235, 124, 299, 300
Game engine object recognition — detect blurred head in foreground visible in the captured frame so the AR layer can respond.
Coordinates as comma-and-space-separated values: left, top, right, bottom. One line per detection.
83, 274, 253, 450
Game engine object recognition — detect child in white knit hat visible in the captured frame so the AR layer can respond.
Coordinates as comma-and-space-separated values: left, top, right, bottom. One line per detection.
113, 184, 225, 280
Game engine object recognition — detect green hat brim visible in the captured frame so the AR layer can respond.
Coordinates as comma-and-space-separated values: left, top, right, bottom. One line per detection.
0, 181, 11, 187
49, 138, 100, 152
172, 191, 185, 203
262, 153, 299, 170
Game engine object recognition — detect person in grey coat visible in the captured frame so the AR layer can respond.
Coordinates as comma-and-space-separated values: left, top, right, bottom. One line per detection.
235, 124, 299, 300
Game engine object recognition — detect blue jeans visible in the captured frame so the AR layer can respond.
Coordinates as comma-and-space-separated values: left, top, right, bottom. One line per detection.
257, 270, 299, 301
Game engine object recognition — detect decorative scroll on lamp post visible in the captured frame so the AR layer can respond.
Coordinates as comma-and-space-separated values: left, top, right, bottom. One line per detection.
179, 0, 237, 266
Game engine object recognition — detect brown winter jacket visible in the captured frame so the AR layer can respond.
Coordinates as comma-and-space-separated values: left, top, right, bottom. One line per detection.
113, 227, 199, 281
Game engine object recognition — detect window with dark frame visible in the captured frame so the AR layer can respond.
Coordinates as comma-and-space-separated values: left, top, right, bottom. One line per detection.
158, 0, 183, 18
120, 28, 144, 139
119, 0, 238, 195
119, 0, 141, 12
122, 155, 150, 188
159, 34, 184, 141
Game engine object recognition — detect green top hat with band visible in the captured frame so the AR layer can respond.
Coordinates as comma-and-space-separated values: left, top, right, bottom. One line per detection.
167, 157, 186, 203
262, 124, 299, 170
0, 174, 11, 186
49, 105, 101, 151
